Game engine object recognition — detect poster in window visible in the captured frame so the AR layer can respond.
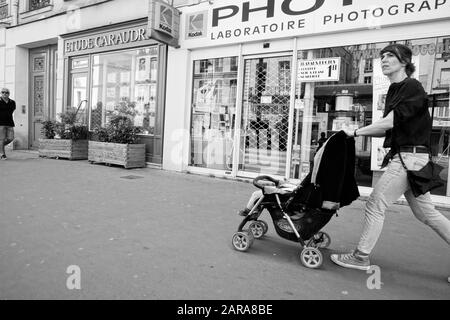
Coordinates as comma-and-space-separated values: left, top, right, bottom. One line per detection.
195, 79, 217, 112
192, 114, 204, 137
136, 56, 150, 82
150, 58, 158, 81
371, 58, 391, 170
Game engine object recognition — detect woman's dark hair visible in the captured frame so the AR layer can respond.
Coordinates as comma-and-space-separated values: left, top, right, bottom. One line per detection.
380, 43, 416, 77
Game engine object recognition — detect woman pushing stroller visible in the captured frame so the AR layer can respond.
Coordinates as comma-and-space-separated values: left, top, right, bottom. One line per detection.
331, 43, 450, 271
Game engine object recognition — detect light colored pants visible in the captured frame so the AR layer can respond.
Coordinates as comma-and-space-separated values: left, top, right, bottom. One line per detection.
358, 152, 450, 254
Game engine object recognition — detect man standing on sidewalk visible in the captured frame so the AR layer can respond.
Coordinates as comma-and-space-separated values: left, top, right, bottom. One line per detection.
0, 88, 16, 160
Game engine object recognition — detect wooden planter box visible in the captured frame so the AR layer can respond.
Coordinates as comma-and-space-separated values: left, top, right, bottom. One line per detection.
88, 141, 146, 169
39, 139, 88, 160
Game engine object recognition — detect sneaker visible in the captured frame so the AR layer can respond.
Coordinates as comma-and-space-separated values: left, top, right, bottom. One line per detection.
330, 250, 371, 271
238, 208, 250, 216
0, 154, 6, 160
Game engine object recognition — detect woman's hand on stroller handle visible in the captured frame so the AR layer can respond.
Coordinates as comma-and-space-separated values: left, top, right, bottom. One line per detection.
342, 129, 355, 137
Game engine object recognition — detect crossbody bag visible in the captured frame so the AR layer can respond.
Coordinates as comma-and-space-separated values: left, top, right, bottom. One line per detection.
397, 150, 445, 197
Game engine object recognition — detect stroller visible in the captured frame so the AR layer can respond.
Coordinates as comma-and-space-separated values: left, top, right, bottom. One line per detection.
231, 131, 359, 269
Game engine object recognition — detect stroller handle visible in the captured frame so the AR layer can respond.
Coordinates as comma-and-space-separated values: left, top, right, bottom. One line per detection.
253, 175, 281, 190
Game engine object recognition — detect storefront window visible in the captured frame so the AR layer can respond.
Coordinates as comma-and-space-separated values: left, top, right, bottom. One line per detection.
293, 36, 450, 195
89, 47, 159, 134
190, 57, 238, 170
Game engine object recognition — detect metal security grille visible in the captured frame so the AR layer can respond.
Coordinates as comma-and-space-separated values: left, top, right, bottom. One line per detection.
240, 56, 292, 175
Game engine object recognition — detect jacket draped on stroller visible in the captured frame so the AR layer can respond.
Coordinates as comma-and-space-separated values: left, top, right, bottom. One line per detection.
291, 130, 360, 212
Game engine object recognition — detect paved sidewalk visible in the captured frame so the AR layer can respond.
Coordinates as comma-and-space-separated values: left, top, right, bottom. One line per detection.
1, 150, 449, 300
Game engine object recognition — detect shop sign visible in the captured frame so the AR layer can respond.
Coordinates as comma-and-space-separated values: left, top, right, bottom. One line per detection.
148, 0, 180, 47
298, 57, 340, 82
64, 26, 152, 56
180, 0, 450, 49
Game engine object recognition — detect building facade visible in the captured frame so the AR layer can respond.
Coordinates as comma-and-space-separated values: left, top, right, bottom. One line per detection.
0, 0, 185, 164
165, 0, 450, 204
1, 0, 450, 205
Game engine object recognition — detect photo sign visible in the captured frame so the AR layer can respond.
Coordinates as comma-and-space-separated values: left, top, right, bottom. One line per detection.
180, 0, 450, 49
298, 57, 341, 82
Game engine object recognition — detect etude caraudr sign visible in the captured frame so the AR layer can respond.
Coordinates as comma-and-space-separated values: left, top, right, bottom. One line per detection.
63, 25, 155, 56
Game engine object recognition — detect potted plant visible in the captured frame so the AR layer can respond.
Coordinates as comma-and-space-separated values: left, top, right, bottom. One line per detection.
39, 107, 89, 160
88, 100, 146, 169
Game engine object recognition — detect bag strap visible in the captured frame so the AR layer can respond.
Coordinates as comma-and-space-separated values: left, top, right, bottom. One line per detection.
397, 151, 408, 170
435, 144, 448, 164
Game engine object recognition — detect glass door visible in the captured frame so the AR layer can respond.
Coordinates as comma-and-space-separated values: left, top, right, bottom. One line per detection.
189, 57, 238, 171
238, 56, 292, 176
68, 56, 90, 126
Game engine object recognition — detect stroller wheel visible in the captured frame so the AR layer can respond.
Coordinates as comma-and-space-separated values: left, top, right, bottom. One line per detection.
232, 231, 254, 252
249, 221, 266, 239
315, 231, 331, 248
300, 247, 323, 269
259, 220, 269, 235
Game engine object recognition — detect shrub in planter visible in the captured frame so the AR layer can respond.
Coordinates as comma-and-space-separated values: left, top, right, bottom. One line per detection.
41, 120, 57, 139
88, 101, 146, 169
39, 108, 89, 160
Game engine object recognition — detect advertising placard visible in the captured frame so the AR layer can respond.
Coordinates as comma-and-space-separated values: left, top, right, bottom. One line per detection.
298, 57, 340, 82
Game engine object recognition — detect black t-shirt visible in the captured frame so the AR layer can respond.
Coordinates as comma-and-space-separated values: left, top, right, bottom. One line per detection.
382, 78, 431, 150
0, 98, 16, 127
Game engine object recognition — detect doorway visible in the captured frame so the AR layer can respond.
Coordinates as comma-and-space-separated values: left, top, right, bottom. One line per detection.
237, 55, 292, 176
29, 45, 57, 149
